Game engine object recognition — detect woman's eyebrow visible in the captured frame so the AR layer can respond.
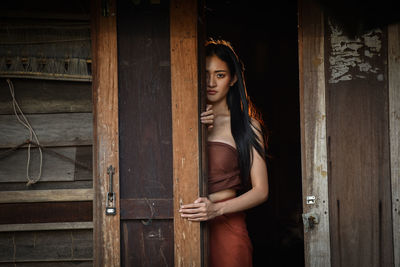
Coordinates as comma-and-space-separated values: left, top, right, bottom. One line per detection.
215, 70, 227, 73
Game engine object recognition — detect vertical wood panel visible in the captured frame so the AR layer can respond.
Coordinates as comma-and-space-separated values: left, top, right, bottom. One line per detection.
197, 1, 209, 265
298, 0, 331, 266
388, 23, 400, 267
170, 0, 201, 266
117, 1, 174, 266
91, 0, 120, 266
325, 19, 394, 267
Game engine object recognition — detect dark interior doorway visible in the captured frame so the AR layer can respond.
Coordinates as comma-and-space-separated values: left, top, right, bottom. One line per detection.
205, 1, 304, 266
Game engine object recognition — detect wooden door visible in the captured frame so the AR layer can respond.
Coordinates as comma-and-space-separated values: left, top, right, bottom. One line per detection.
117, 0, 205, 266
117, 1, 174, 266
92, 0, 205, 265
325, 13, 394, 267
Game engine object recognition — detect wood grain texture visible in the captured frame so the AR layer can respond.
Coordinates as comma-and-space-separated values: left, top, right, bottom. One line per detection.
298, 0, 331, 266
0, 229, 92, 263
388, 23, 400, 267
116, 2, 174, 266
121, 220, 173, 267
170, 0, 202, 266
0, 201, 92, 224
0, 113, 93, 148
0, 147, 76, 183
0, 222, 93, 232
0, 189, 93, 203
0, 180, 93, 191
120, 198, 173, 220
326, 21, 394, 267
0, 79, 92, 115
90, 0, 120, 266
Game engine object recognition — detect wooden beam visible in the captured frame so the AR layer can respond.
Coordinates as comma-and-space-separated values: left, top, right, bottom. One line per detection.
0, 221, 93, 232
0, 189, 93, 203
388, 23, 400, 267
0, 113, 93, 148
298, 0, 331, 266
0, 79, 92, 115
170, 0, 202, 266
91, 0, 120, 266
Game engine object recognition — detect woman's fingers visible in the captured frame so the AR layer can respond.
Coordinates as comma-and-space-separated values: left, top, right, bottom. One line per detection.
200, 110, 214, 118
200, 105, 214, 129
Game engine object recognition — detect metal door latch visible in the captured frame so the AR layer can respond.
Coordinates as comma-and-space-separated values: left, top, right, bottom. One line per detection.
105, 165, 116, 215
302, 212, 319, 232
306, 195, 316, 204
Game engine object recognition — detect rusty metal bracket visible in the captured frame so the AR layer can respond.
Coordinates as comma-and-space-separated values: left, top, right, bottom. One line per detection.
302, 212, 320, 232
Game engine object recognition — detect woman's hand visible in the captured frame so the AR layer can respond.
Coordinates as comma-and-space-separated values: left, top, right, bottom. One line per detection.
179, 197, 220, 221
200, 104, 214, 129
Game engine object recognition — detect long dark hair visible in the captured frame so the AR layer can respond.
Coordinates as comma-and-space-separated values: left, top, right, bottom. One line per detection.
205, 39, 267, 187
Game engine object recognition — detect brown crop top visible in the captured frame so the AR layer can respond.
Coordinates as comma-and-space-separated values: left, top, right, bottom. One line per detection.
207, 141, 242, 194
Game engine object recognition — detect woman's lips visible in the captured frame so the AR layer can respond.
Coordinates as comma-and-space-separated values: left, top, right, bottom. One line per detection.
207, 90, 217, 95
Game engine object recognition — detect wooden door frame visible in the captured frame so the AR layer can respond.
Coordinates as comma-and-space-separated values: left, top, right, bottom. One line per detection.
298, 0, 331, 266
170, 0, 205, 266
91, 0, 120, 266
92, 0, 204, 265
388, 24, 400, 267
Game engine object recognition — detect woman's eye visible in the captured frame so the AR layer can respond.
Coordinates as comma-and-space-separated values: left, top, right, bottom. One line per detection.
216, 73, 225, 78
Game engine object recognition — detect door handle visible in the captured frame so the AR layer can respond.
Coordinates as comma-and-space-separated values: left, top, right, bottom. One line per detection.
105, 165, 116, 215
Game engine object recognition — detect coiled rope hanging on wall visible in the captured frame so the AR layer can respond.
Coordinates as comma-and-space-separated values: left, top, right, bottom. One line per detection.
6, 78, 43, 186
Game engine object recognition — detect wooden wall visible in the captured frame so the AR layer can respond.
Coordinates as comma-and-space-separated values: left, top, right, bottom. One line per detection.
299, 0, 399, 266
0, 1, 94, 266
325, 18, 394, 267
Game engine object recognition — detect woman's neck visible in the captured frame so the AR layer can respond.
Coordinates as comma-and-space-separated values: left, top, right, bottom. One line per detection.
210, 98, 229, 117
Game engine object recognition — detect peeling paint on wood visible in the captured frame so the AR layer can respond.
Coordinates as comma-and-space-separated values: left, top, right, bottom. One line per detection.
328, 20, 384, 83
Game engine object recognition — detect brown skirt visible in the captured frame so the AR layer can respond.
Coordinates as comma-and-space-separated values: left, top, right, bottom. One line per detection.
209, 209, 253, 267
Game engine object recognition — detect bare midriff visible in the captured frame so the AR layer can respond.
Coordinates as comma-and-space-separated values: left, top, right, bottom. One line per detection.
209, 188, 237, 203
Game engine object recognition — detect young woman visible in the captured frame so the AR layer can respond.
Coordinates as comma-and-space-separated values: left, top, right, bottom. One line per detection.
178, 39, 269, 267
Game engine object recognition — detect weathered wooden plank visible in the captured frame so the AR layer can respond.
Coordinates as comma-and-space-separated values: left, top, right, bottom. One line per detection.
121, 220, 173, 267
0, 261, 92, 266
117, 1, 172, 200
0, 180, 92, 191
0, 222, 93, 232
0, 189, 93, 203
90, 0, 120, 266
326, 20, 394, 267
0, 229, 92, 263
0, 201, 92, 224
388, 23, 400, 267
0, 262, 92, 266
120, 198, 173, 220
0, 1, 90, 20
73, 146, 92, 181
170, 0, 202, 266
0, 113, 93, 148
0, 79, 92, 114
0, 147, 76, 183
298, 0, 331, 266
117, 1, 174, 265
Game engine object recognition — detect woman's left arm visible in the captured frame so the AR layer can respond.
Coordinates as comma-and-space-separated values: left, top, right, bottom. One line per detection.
179, 120, 269, 221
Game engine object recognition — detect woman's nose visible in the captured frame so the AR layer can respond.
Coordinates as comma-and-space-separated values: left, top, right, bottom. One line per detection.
207, 76, 216, 87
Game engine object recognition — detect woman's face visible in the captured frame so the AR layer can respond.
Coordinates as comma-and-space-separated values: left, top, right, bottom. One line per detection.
206, 55, 236, 104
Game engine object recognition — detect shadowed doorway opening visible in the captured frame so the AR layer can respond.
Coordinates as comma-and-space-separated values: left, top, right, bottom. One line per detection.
205, 1, 304, 266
